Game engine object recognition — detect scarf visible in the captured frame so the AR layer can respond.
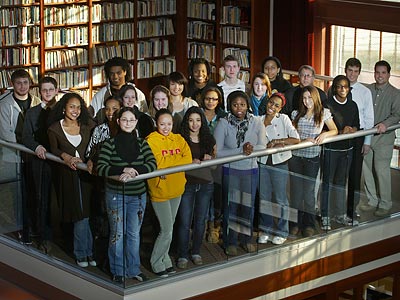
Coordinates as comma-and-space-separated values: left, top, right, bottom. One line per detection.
227, 112, 252, 148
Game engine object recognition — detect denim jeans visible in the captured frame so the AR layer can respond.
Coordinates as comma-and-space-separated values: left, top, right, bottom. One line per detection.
222, 167, 258, 247
73, 217, 93, 260
321, 148, 352, 218
106, 191, 146, 277
258, 163, 289, 238
151, 196, 181, 273
289, 155, 320, 229
177, 182, 213, 259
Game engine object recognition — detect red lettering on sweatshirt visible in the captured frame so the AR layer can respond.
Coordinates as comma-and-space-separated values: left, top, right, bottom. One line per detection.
161, 149, 181, 156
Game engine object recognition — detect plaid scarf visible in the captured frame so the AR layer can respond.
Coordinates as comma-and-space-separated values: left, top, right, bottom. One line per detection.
227, 112, 252, 148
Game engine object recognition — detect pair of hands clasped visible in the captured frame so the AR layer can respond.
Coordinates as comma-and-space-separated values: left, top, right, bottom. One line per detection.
120, 167, 139, 182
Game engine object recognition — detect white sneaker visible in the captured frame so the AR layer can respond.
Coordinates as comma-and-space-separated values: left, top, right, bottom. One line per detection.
335, 215, 359, 226
321, 217, 331, 230
257, 234, 270, 244
271, 236, 287, 245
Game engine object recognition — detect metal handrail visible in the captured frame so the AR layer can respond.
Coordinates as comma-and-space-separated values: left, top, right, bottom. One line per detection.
1, 124, 400, 182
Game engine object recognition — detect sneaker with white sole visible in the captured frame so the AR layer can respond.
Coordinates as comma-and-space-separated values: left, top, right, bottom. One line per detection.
321, 217, 331, 230
257, 234, 270, 244
76, 257, 88, 268
271, 236, 287, 245
335, 215, 359, 226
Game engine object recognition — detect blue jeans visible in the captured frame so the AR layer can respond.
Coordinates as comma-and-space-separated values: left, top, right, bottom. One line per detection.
258, 163, 289, 238
177, 183, 213, 259
73, 217, 93, 260
289, 155, 320, 229
222, 167, 258, 247
106, 191, 146, 277
321, 148, 352, 218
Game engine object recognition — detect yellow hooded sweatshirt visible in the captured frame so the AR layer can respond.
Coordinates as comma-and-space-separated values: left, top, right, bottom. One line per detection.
146, 131, 192, 202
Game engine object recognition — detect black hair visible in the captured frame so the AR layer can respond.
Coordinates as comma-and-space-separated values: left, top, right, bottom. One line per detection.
375, 60, 391, 73
49, 92, 91, 126
155, 108, 173, 123
345, 57, 362, 72
104, 57, 131, 82
261, 56, 283, 80
200, 86, 224, 111
188, 58, 212, 79
104, 95, 123, 107
180, 106, 216, 156
332, 75, 350, 97
227, 90, 250, 112
167, 71, 188, 95
117, 107, 139, 136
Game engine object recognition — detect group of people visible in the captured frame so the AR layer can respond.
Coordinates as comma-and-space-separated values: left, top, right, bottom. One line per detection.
0, 54, 399, 284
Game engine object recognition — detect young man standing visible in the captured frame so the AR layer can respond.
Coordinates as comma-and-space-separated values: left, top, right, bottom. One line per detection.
360, 60, 400, 217
344, 58, 374, 221
89, 57, 148, 117
218, 55, 246, 110
22, 77, 59, 252
0, 69, 41, 243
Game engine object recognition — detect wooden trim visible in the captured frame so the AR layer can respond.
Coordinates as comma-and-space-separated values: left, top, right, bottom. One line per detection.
185, 235, 400, 300
0, 261, 80, 300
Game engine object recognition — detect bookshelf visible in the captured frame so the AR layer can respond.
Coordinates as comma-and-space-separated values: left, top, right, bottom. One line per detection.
0, 0, 178, 101
182, 0, 269, 84
0, 0, 269, 99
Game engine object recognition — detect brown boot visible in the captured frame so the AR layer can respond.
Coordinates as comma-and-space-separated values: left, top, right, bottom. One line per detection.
206, 221, 219, 243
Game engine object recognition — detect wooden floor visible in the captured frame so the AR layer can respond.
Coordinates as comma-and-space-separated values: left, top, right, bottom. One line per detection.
1, 169, 399, 298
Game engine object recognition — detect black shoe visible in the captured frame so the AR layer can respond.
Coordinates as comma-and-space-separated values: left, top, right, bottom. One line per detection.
155, 270, 168, 278
166, 267, 176, 274
112, 275, 124, 284
133, 273, 149, 282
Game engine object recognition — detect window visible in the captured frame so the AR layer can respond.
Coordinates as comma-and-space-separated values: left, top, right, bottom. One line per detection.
330, 25, 400, 87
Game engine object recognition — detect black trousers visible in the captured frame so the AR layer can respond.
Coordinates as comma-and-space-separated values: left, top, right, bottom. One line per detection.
347, 136, 365, 218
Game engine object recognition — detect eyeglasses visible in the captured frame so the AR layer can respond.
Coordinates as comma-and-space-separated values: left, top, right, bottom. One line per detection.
205, 97, 219, 101
299, 74, 313, 79
120, 118, 137, 123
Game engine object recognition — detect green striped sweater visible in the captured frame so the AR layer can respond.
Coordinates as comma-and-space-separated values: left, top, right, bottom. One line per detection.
97, 137, 156, 195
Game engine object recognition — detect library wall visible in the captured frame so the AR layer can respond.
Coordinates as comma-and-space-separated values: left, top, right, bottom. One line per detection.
0, 0, 272, 100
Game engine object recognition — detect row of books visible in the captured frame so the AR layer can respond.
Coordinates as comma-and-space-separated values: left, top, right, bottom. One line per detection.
92, 2, 134, 22
137, 18, 174, 38
2, 0, 37, 5
137, 39, 169, 59
43, 5, 89, 26
93, 23, 135, 42
43, 0, 86, 3
238, 70, 250, 84
137, 0, 176, 17
221, 6, 250, 25
92, 43, 135, 64
0, 66, 38, 89
45, 48, 88, 69
45, 26, 88, 47
1, 45, 39, 67
187, 0, 215, 21
187, 42, 216, 63
136, 56, 176, 79
222, 47, 250, 68
221, 26, 250, 47
1, 26, 40, 46
45, 69, 89, 89
0, 6, 40, 27
187, 21, 215, 40
92, 66, 105, 86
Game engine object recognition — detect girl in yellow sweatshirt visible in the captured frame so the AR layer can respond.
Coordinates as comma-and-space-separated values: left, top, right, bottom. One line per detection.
146, 108, 192, 277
